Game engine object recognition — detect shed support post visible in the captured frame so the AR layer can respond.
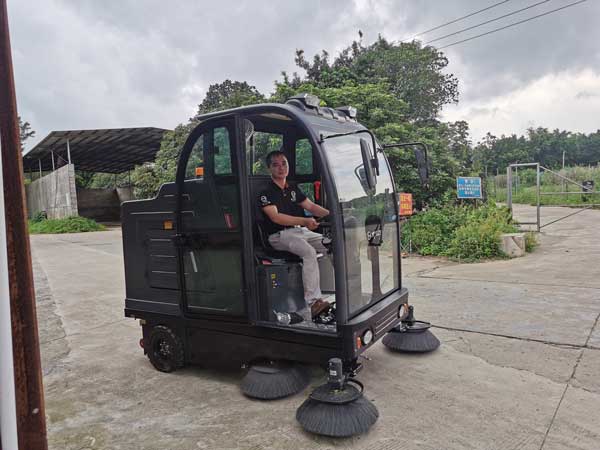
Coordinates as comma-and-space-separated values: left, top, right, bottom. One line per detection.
506, 166, 513, 214
66, 139, 71, 165
536, 163, 541, 232
50, 151, 55, 171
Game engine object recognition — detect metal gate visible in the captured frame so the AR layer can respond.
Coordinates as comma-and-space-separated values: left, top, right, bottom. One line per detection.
506, 163, 600, 231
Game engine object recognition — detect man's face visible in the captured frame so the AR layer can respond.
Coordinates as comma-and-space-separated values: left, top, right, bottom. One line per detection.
269, 154, 289, 180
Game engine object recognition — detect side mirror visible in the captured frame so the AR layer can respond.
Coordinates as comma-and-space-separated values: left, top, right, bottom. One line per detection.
414, 146, 430, 187
360, 138, 376, 189
382, 141, 430, 188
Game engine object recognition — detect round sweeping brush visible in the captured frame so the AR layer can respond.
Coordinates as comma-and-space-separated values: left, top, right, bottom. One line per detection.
241, 361, 310, 400
296, 359, 378, 437
383, 320, 440, 353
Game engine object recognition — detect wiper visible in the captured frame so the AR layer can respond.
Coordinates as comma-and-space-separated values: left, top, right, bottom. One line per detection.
318, 129, 374, 143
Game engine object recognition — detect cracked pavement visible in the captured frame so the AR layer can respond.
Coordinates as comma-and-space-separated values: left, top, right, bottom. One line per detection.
31, 204, 599, 449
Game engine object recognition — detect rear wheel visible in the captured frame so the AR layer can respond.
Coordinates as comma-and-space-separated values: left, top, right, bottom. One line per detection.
147, 325, 184, 373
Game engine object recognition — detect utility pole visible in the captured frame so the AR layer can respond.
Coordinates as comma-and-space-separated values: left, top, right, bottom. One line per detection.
0, 1, 48, 449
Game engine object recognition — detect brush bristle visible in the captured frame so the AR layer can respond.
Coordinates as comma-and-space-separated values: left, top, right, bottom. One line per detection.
383, 329, 440, 353
241, 363, 310, 400
296, 395, 379, 437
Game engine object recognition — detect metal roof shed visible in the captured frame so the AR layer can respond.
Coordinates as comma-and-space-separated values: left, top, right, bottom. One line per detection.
22, 127, 170, 221
22, 127, 169, 174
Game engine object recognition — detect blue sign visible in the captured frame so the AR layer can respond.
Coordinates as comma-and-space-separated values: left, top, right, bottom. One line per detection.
457, 177, 482, 199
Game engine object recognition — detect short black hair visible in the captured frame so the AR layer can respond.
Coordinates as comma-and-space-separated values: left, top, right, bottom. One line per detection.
265, 150, 287, 167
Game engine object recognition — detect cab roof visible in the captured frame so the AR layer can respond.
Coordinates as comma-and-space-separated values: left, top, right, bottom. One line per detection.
196, 99, 366, 136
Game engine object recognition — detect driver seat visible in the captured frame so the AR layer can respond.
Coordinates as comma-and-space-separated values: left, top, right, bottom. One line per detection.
254, 220, 302, 263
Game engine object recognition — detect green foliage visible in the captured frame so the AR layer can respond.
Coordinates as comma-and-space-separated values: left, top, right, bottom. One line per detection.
19, 116, 35, 151
75, 171, 96, 189
288, 36, 459, 122
28, 216, 106, 234
272, 81, 408, 129
525, 232, 538, 252
75, 171, 131, 189
195, 80, 265, 117
488, 165, 600, 206
31, 211, 47, 223
130, 122, 196, 198
403, 203, 520, 261
474, 128, 600, 174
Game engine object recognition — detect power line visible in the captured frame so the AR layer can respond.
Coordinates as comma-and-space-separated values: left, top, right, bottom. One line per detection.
402, 0, 512, 42
438, 0, 587, 50
424, 0, 552, 45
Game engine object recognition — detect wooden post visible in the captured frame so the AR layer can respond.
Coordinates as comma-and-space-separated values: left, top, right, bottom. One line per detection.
0, 1, 48, 448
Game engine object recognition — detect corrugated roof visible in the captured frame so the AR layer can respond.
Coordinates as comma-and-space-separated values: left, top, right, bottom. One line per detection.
22, 127, 169, 174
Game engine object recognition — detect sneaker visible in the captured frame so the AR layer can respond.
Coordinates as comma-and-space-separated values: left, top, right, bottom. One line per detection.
310, 299, 330, 318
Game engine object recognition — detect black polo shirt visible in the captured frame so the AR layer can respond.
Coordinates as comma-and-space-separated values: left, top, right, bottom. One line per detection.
258, 180, 307, 235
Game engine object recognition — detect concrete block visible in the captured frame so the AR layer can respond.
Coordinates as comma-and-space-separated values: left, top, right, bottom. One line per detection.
500, 233, 526, 257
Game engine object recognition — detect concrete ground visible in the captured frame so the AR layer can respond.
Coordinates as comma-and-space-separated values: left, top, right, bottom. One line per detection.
31, 204, 600, 450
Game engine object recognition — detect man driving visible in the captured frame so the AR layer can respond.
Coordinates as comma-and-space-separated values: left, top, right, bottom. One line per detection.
258, 150, 331, 319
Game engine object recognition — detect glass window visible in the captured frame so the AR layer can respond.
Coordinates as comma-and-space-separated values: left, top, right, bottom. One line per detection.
247, 131, 283, 175
297, 182, 315, 202
184, 127, 232, 179
214, 127, 232, 175
295, 138, 313, 175
322, 134, 399, 316
185, 135, 204, 180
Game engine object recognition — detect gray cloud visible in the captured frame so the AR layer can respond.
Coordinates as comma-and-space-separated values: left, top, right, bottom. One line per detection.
8, 0, 599, 150
575, 90, 599, 99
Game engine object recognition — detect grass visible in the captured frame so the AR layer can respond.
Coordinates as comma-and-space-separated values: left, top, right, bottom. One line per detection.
524, 232, 538, 252
29, 216, 106, 234
490, 185, 600, 207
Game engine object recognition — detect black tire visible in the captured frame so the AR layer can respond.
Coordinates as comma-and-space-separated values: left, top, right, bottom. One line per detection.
147, 325, 184, 373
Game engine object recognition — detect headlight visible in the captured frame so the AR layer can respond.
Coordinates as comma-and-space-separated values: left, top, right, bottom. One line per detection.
398, 303, 408, 319
362, 329, 374, 346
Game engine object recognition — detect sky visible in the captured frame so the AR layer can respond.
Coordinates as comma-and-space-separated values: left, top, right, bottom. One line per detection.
8, 0, 600, 151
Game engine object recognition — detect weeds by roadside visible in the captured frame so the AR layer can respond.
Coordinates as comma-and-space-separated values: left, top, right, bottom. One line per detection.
28, 216, 106, 234
401, 202, 534, 262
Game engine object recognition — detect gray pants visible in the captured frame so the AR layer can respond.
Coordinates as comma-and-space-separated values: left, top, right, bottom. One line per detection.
269, 227, 327, 302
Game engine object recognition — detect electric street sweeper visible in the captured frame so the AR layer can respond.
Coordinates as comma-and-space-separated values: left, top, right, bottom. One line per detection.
122, 94, 440, 437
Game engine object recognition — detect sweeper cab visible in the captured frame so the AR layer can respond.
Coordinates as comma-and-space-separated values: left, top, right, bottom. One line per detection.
122, 94, 439, 437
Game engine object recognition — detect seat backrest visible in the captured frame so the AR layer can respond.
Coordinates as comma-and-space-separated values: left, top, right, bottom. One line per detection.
250, 177, 274, 248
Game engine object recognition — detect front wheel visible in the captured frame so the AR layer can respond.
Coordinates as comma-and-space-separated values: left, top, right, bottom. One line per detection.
147, 325, 184, 373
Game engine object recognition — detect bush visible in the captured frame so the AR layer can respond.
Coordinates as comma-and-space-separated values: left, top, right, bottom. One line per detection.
31, 211, 48, 223
525, 232, 538, 252
403, 202, 521, 261
28, 216, 106, 234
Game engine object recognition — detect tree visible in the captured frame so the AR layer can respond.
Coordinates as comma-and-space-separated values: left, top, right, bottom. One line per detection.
19, 116, 35, 150
472, 127, 600, 174
132, 80, 265, 198
130, 122, 197, 198
195, 80, 265, 117
443, 121, 472, 171
271, 80, 408, 130
287, 36, 459, 122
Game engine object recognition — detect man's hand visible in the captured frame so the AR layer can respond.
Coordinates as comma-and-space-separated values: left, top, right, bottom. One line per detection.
304, 217, 319, 231
300, 198, 329, 219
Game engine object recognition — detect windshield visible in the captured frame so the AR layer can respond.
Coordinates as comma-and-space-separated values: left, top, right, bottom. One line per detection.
323, 134, 400, 316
